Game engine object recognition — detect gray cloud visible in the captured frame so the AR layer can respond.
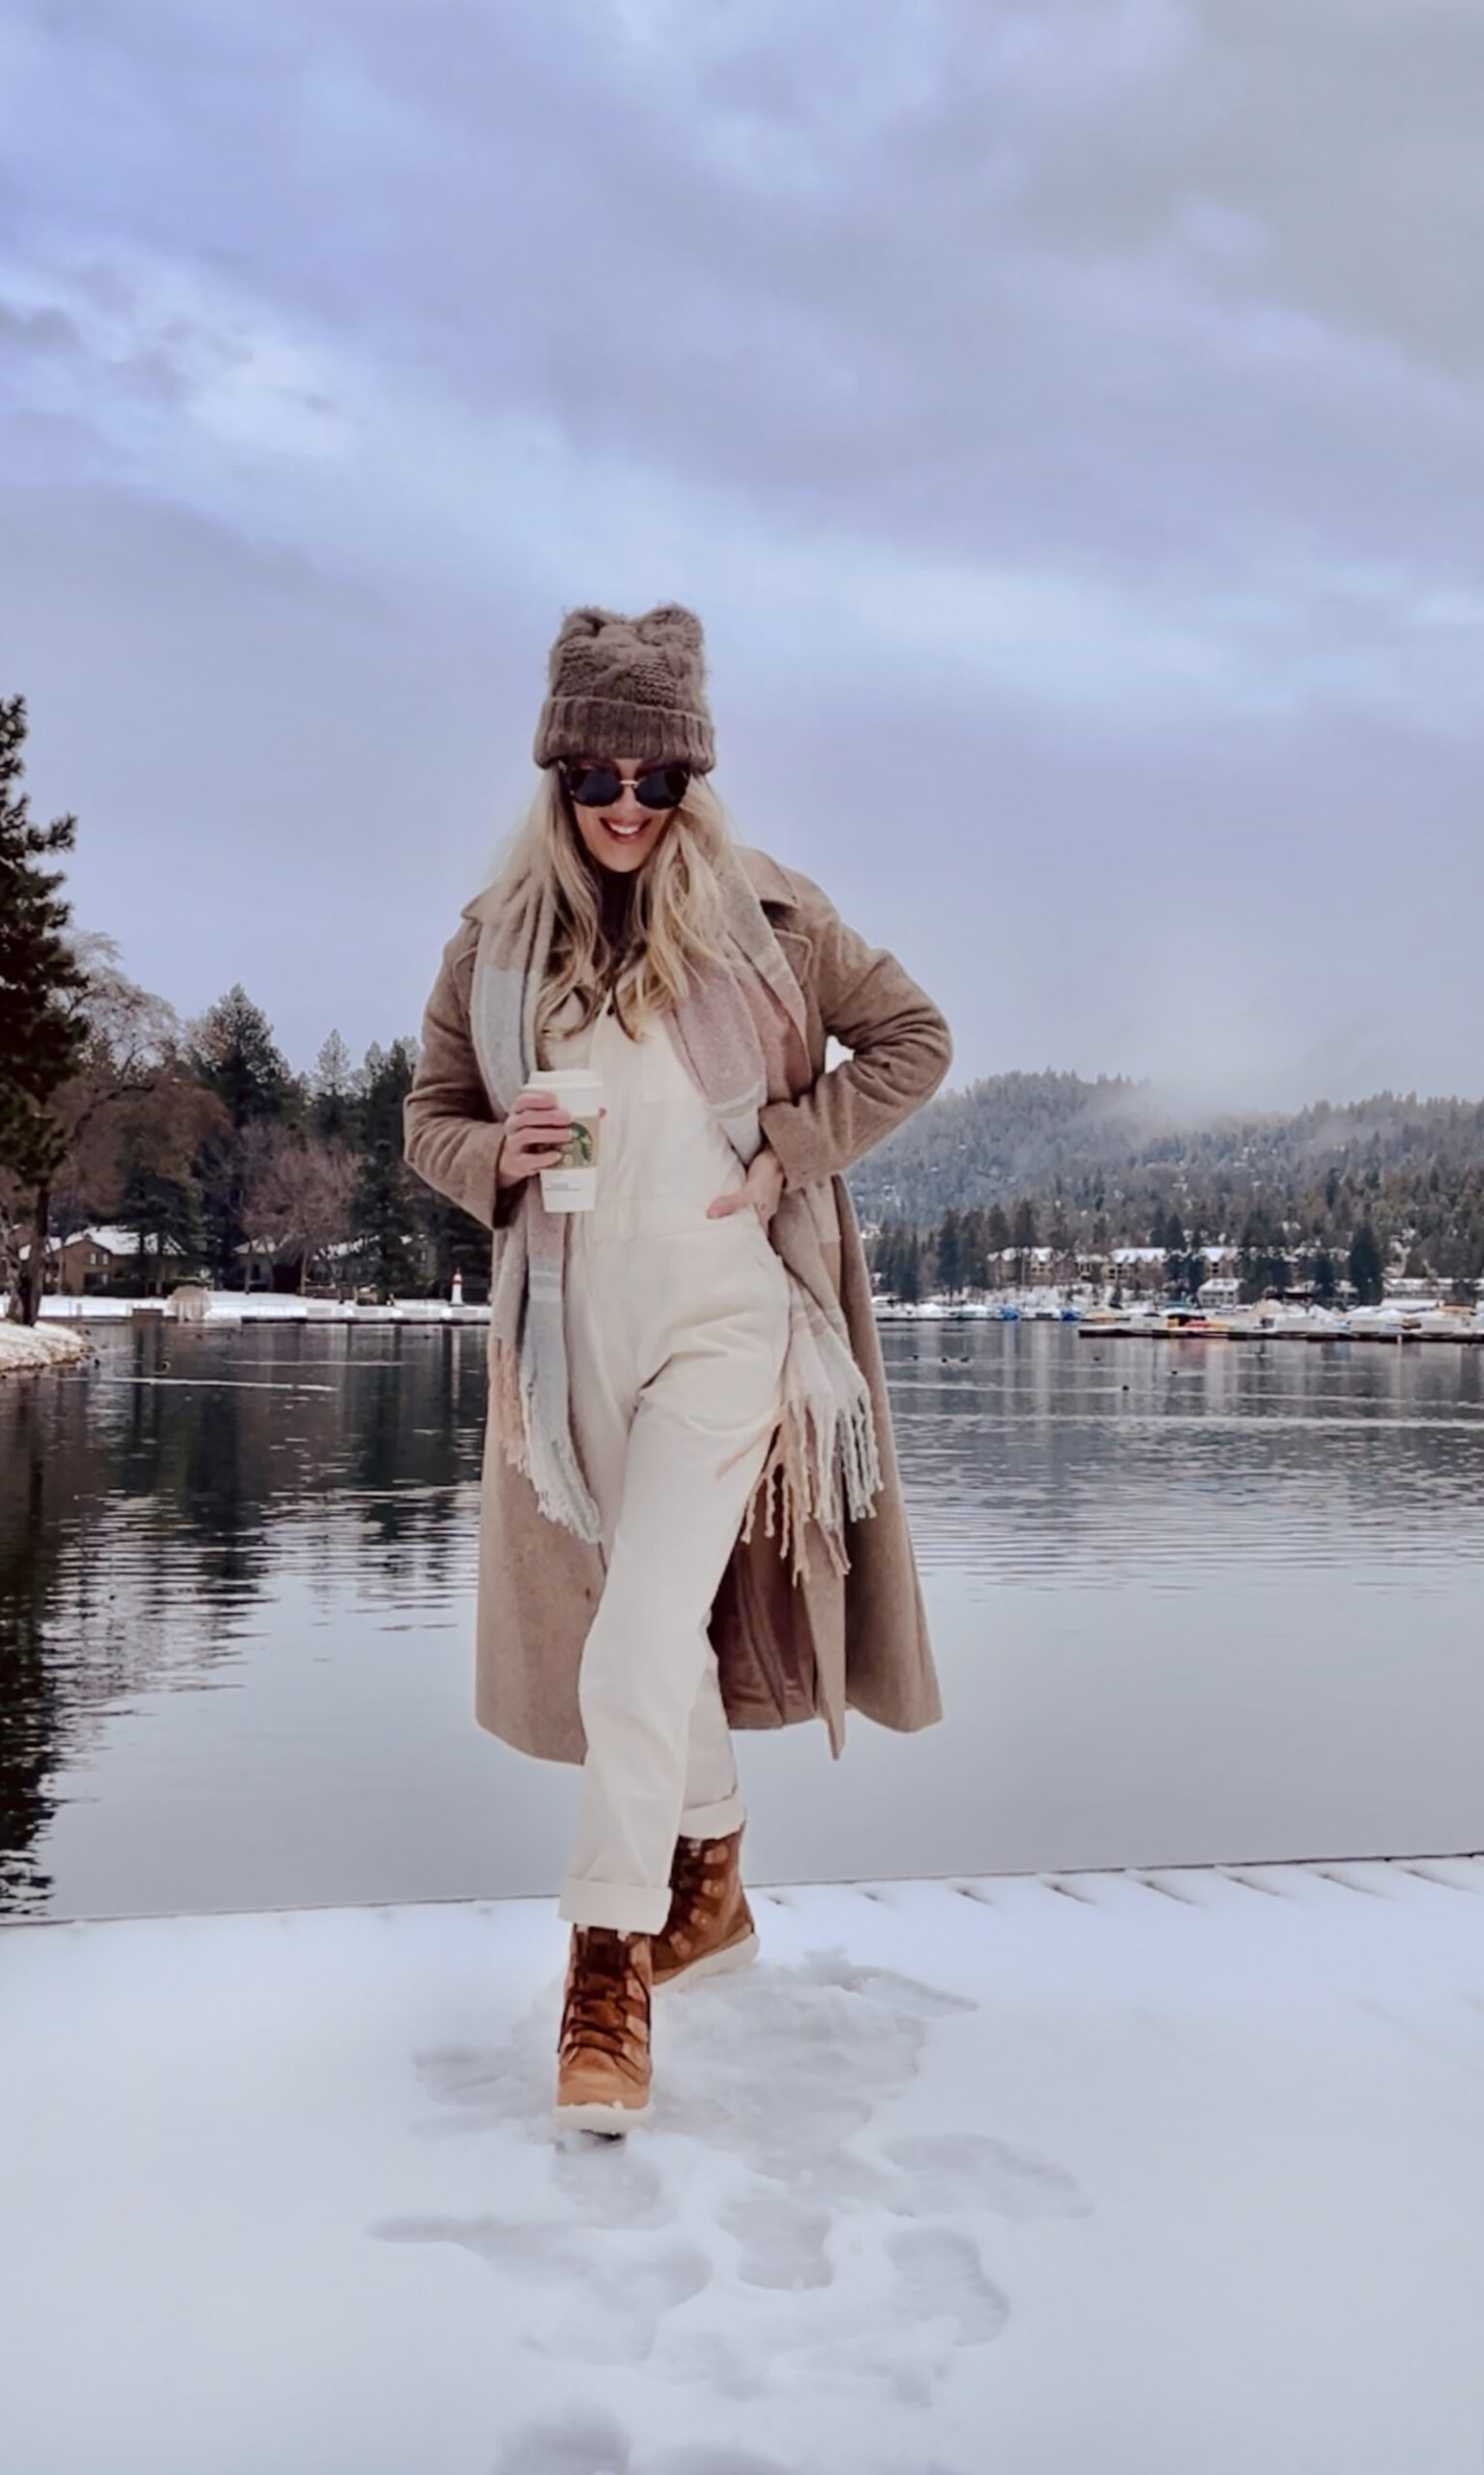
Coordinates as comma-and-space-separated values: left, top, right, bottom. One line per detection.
0, 296, 84, 360
1, 0, 1482, 1100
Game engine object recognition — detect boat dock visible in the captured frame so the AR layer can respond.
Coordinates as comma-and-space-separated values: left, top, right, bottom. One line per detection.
870, 1297, 1484, 1343
1077, 1307, 1484, 1344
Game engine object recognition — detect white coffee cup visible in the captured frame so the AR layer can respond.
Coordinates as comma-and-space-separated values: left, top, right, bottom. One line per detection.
525, 1067, 603, 1211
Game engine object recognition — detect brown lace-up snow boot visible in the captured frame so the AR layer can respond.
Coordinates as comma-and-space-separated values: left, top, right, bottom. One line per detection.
651, 1827, 758, 1993
554, 1927, 653, 2134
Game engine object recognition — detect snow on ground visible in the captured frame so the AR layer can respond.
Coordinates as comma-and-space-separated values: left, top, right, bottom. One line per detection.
0, 1320, 87, 1373
4, 1862, 1484, 2475
38, 1293, 484, 1323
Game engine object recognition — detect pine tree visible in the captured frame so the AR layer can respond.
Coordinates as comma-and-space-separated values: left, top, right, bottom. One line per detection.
1010, 1197, 1037, 1287
310, 1030, 356, 1142
189, 986, 292, 1130
0, 695, 89, 1321
115, 1161, 204, 1292
936, 1208, 965, 1298
983, 1203, 1010, 1284
894, 1231, 921, 1305
352, 1037, 422, 1299
188, 987, 294, 1281
959, 1208, 991, 1292
1348, 1224, 1384, 1307
872, 1221, 922, 1304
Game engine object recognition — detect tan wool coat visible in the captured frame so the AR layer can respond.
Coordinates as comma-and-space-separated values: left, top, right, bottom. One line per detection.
403, 844, 952, 1762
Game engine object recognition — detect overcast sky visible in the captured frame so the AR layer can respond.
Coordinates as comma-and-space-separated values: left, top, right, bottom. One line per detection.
3, 0, 1482, 1107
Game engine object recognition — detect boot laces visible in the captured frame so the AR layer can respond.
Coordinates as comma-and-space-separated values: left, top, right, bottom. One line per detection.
671, 1836, 714, 1909
563, 1932, 648, 2061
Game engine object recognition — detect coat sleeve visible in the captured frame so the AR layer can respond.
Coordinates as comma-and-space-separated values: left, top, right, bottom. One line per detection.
402, 924, 512, 1231
757, 874, 952, 1192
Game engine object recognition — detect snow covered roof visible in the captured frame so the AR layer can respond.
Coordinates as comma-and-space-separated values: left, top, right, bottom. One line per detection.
44, 1224, 186, 1257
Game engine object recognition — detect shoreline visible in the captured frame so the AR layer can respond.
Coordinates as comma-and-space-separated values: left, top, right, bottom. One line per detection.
38, 1295, 489, 1328
30, 1292, 1484, 1346
876, 1296, 1484, 1344
0, 1323, 89, 1377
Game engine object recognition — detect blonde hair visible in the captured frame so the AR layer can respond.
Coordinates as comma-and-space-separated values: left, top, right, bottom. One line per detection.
491, 770, 734, 1053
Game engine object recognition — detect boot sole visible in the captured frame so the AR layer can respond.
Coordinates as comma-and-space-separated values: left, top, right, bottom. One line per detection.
654, 1929, 759, 1995
553, 2096, 652, 2136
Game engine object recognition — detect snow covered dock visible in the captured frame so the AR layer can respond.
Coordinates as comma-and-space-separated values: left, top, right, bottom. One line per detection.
4, 1861, 1483, 2474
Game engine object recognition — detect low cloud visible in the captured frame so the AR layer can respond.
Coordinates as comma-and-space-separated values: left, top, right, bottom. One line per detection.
2, 0, 1482, 1102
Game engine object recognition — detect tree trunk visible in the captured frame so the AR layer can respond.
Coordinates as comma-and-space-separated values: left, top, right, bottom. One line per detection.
20, 1179, 49, 1325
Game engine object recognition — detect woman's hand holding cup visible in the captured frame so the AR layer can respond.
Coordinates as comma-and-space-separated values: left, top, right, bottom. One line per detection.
496, 1089, 574, 1190
499, 1069, 605, 1208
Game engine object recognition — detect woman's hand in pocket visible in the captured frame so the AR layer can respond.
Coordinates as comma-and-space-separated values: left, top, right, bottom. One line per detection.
708, 1146, 784, 1229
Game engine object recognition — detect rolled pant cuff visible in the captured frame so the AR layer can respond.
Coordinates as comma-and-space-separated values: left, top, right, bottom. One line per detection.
677, 1791, 745, 1842
559, 1878, 673, 1936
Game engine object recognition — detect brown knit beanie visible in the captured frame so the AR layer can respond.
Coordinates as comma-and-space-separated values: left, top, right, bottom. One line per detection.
533, 603, 715, 772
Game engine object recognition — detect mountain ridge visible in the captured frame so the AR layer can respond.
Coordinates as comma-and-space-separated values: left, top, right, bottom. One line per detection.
847, 1071, 1484, 1281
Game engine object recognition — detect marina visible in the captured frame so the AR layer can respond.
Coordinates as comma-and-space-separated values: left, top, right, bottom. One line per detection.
1079, 1303, 1484, 1344
874, 1296, 1484, 1343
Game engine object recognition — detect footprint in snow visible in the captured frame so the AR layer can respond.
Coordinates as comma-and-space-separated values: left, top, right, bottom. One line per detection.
549, 2134, 671, 2230
493, 2406, 630, 2473
411, 1948, 970, 2196
492, 2414, 806, 2475
412, 2012, 553, 2139
373, 2216, 710, 2365
884, 2227, 1009, 2345
882, 2131, 1089, 2223
645, 2453, 799, 2474
496, 2417, 964, 2475
716, 2183, 833, 2290
659, 1951, 973, 2179
387, 1947, 1077, 2417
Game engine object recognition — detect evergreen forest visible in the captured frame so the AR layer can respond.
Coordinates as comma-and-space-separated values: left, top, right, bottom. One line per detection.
1, 688, 484, 1312
854, 1072, 1484, 1305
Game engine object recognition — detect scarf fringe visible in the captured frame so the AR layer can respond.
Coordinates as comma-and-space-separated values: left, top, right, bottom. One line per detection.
742, 1327, 883, 1584
489, 1333, 603, 1544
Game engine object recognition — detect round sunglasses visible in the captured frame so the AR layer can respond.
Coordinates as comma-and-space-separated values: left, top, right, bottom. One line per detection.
561, 760, 692, 812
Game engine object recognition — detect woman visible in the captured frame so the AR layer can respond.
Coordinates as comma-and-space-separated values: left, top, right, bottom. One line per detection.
404, 604, 950, 2133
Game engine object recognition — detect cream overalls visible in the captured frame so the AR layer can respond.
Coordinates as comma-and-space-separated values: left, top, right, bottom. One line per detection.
548, 1002, 790, 1935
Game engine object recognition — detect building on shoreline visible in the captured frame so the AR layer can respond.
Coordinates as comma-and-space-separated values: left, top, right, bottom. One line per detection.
19, 1225, 187, 1297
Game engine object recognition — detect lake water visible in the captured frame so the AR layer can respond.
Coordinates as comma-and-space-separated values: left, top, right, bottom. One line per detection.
3, 1319, 1482, 1920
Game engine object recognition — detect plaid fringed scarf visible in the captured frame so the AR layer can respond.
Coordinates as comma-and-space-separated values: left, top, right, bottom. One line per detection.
468, 853, 882, 1577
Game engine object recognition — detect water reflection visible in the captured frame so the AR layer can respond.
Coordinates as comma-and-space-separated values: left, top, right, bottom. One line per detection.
3, 1321, 1483, 1917
0, 1322, 485, 1912
886, 1323, 1484, 1585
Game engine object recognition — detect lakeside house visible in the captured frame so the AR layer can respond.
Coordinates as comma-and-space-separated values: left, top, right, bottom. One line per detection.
20, 1225, 187, 1297
21, 1229, 354, 1303
1197, 1274, 1242, 1308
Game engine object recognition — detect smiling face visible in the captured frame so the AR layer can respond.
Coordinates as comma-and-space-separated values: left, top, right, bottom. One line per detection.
565, 755, 682, 876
